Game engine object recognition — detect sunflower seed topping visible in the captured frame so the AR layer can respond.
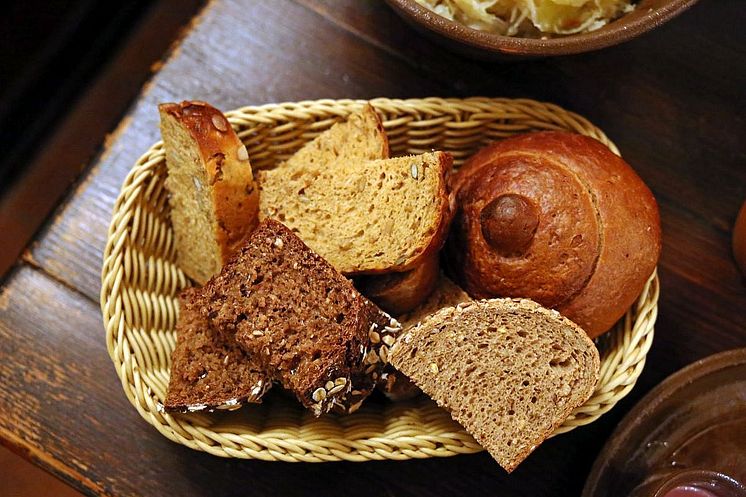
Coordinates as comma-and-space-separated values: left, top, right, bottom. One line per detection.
368, 330, 381, 344
312, 388, 327, 402
382, 334, 396, 347
211, 114, 228, 132
334, 377, 347, 386
430, 363, 439, 374
237, 144, 249, 161
379, 346, 389, 363
328, 384, 346, 395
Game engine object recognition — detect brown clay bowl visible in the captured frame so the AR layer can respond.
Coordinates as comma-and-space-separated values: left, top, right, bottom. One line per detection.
582, 348, 746, 497
385, 0, 698, 59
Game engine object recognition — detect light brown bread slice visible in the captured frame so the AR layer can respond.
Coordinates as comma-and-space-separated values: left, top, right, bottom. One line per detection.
271, 103, 389, 171
159, 101, 259, 284
389, 298, 600, 472
377, 274, 471, 401
259, 151, 453, 274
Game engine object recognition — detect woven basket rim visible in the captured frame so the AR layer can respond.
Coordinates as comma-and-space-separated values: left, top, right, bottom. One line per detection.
101, 97, 658, 462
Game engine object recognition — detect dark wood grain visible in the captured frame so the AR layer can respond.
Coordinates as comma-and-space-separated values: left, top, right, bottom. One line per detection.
2, 0, 745, 496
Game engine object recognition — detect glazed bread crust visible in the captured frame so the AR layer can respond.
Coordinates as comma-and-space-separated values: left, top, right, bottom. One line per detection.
356, 251, 440, 316
160, 101, 259, 284
448, 132, 661, 337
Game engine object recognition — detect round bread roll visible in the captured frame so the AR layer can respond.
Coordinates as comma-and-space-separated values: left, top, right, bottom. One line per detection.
356, 252, 440, 316
447, 132, 661, 338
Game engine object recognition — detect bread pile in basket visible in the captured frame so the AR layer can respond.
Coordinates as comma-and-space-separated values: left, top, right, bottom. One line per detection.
158, 101, 660, 472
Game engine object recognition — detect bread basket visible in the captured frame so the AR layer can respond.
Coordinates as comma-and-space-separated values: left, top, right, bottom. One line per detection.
101, 97, 659, 462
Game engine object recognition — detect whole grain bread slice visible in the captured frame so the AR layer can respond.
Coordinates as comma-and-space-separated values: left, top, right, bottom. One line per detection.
266, 103, 389, 171
259, 151, 453, 274
389, 298, 600, 472
376, 274, 471, 401
198, 219, 402, 416
159, 101, 259, 284
165, 288, 270, 412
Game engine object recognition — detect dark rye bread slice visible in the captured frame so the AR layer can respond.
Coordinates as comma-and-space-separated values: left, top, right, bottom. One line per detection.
259, 150, 453, 275
389, 298, 600, 472
199, 219, 402, 416
165, 288, 270, 412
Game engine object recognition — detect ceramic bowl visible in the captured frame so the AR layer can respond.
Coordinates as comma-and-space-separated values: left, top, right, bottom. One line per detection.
385, 0, 698, 59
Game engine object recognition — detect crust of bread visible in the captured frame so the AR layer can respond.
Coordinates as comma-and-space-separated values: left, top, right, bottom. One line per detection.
160, 101, 259, 282
448, 132, 661, 337
356, 251, 440, 315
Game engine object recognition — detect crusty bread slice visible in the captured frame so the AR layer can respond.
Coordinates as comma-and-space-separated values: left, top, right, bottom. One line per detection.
377, 274, 471, 401
259, 151, 453, 274
165, 288, 270, 412
159, 101, 259, 284
389, 298, 600, 472
198, 219, 401, 416
271, 103, 389, 171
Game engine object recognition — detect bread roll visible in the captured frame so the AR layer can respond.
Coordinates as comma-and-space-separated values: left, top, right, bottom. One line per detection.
356, 252, 440, 316
447, 132, 661, 338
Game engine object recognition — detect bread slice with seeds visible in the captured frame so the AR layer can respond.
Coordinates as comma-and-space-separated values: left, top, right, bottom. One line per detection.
266, 103, 389, 172
198, 219, 401, 416
160, 101, 259, 284
389, 298, 600, 472
259, 151, 453, 274
377, 274, 471, 401
165, 288, 270, 412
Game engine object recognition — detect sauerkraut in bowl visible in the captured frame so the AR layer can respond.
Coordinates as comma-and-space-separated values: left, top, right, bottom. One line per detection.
414, 0, 636, 37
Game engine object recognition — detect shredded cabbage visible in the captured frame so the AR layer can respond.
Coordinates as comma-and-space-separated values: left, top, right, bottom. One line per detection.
414, 0, 634, 37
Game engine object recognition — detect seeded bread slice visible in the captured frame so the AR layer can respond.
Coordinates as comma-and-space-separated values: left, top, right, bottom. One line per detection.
159, 101, 259, 284
165, 288, 270, 412
389, 298, 600, 472
199, 219, 401, 416
259, 151, 453, 274
377, 274, 471, 401
269, 103, 389, 171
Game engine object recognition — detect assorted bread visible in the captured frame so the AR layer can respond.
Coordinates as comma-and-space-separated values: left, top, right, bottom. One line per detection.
159, 101, 259, 284
447, 131, 661, 337
158, 102, 659, 470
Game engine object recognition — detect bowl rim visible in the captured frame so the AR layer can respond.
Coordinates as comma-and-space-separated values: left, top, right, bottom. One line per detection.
386, 0, 699, 56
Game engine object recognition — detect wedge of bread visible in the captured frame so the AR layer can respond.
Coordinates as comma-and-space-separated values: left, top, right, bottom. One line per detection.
356, 252, 440, 316
377, 274, 471, 401
389, 298, 600, 472
159, 101, 259, 284
259, 151, 453, 274
165, 288, 270, 412
269, 103, 389, 171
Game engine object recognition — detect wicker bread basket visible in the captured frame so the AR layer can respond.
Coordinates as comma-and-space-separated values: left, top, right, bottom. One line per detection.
101, 97, 659, 462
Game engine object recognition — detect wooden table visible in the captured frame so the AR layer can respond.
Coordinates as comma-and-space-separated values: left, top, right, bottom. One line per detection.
1, 1, 744, 496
